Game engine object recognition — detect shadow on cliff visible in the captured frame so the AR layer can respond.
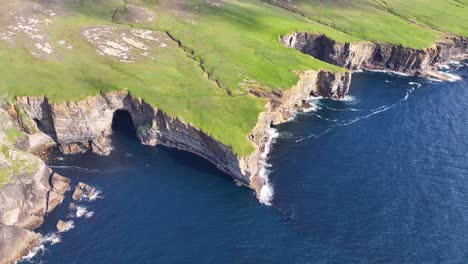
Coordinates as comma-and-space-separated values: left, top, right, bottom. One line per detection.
111, 109, 137, 139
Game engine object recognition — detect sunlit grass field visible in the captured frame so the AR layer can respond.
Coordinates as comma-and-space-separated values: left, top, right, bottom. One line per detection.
0, 0, 466, 156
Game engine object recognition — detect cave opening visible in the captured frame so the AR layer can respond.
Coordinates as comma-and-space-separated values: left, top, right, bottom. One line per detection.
112, 110, 136, 138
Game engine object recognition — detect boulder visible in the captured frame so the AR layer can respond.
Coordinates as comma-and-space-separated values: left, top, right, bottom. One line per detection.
56, 220, 74, 233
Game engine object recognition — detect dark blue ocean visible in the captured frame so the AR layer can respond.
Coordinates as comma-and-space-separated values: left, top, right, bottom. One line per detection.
21, 63, 468, 264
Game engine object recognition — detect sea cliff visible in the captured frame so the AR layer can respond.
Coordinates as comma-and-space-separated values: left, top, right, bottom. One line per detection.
0, 32, 466, 263
0, 105, 70, 264
281, 33, 468, 79
14, 69, 350, 203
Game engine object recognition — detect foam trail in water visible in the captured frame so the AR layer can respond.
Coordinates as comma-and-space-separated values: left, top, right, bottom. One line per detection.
322, 105, 363, 112
296, 85, 418, 143
365, 69, 411, 76
409, 82, 422, 88
312, 113, 338, 122
49, 165, 119, 173
257, 127, 278, 206
49, 165, 90, 171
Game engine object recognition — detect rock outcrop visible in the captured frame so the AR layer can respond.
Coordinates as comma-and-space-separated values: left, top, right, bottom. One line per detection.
0, 106, 70, 263
0, 223, 40, 264
72, 182, 95, 201
56, 219, 74, 233
281, 33, 468, 78
15, 70, 351, 200
11, 32, 468, 205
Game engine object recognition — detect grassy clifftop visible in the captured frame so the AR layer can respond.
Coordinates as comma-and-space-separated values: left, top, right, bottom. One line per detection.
0, 0, 466, 156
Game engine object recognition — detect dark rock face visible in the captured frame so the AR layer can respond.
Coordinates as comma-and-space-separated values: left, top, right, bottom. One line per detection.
281, 33, 468, 76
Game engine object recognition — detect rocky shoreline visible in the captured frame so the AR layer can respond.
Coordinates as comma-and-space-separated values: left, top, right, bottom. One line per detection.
0, 33, 466, 263
281, 33, 468, 80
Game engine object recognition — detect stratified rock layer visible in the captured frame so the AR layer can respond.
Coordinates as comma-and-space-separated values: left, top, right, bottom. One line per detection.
0, 106, 70, 263
281, 33, 468, 78
16, 70, 350, 196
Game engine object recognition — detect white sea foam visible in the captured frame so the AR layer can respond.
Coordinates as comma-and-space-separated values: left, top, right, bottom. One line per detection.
312, 113, 338, 122
366, 69, 411, 76
296, 85, 416, 143
18, 233, 63, 262
75, 206, 88, 218
86, 189, 102, 201
85, 211, 95, 218
256, 127, 278, 206
19, 244, 45, 262
438, 64, 450, 70
301, 103, 320, 113
43, 233, 62, 245
443, 72, 462, 82
49, 165, 90, 170
408, 82, 422, 88
323, 105, 363, 112
336, 95, 357, 103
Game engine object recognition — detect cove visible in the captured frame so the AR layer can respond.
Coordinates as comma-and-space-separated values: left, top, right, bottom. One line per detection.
20, 64, 468, 263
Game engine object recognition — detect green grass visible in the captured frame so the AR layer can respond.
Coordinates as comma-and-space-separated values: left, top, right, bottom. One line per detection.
5, 127, 26, 145
0, 0, 466, 157
0, 142, 39, 188
374, 0, 468, 37
266, 0, 439, 49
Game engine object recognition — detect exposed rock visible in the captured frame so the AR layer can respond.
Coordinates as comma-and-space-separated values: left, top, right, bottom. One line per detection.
281, 33, 468, 78
0, 106, 69, 263
13, 31, 466, 203
47, 173, 69, 212
27, 132, 56, 153
51, 173, 70, 195
0, 162, 51, 230
56, 219, 73, 233
72, 182, 94, 201
72, 187, 84, 201
15, 70, 352, 200
0, 223, 40, 264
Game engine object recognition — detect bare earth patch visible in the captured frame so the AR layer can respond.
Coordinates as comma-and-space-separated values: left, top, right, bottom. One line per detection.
82, 26, 172, 63
0, 1, 68, 59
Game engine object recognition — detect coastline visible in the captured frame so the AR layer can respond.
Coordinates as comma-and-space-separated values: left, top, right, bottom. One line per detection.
0, 34, 466, 263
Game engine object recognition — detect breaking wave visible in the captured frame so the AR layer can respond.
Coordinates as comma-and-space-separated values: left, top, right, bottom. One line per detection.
18, 232, 64, 263
74, 205, 94, 218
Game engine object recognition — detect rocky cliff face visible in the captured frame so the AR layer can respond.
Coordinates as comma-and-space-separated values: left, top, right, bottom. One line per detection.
0, 223, 40, 264
0, 105, 70, 264
15, 70, 350, 202
281, 33, 468, 77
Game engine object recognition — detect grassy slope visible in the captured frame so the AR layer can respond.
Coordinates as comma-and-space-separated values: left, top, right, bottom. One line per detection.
0, 0, 467, 157
375, 0, 468, 37
269, 0, 439, 49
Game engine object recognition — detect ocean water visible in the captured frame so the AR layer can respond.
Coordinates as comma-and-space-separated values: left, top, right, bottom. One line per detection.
21, 63, 468, 264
